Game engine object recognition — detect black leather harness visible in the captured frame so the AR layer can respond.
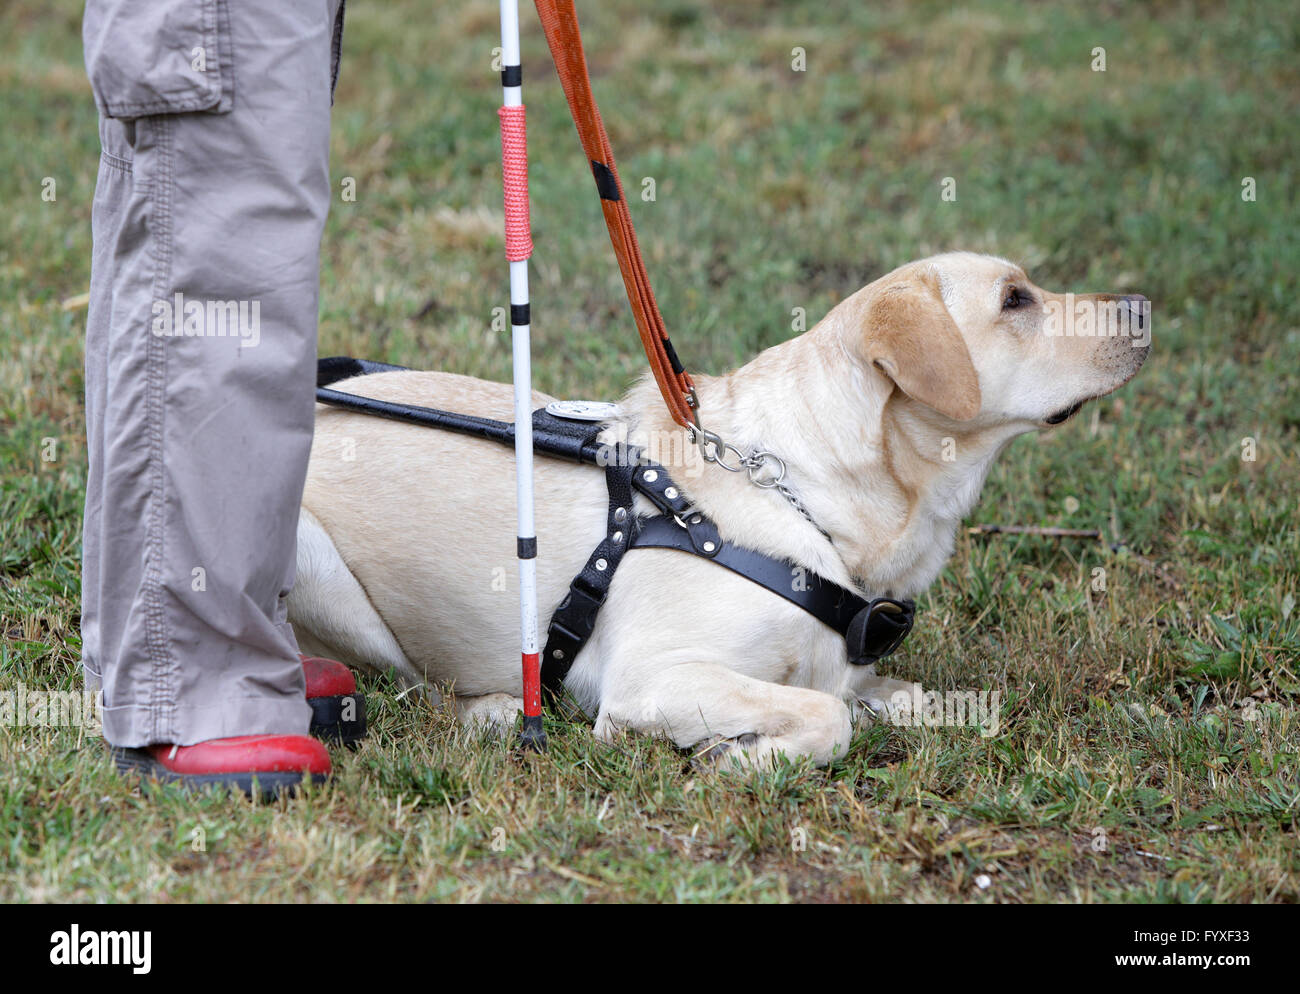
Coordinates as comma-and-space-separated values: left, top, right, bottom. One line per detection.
316, 357, 915, 699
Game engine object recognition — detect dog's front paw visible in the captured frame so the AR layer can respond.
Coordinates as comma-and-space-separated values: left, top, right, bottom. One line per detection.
689, 733, 762, 772
853, 678, 920, 725
454, 693, 524, 737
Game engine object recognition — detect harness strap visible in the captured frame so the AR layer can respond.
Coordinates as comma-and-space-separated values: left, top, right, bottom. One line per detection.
541, 454, 636, 686
318, 357, 607, 461
540, 502, 916, 697
631, 516, 916, 666
542, 450, 723, 692
532, 0, 698, 430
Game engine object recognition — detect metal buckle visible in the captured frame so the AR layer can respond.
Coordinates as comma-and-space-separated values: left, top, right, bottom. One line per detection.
686, 423, 744, 472
567, 579, 608, 613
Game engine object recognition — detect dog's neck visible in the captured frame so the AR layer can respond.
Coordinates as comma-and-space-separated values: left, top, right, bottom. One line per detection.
619, 316, 1028, 598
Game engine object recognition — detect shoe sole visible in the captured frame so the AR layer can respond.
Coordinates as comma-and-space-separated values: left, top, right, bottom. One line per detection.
111, 747, 328, 800
308, 691, 367, 747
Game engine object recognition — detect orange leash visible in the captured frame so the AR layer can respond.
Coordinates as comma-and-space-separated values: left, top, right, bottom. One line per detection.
533, 0, 699, 430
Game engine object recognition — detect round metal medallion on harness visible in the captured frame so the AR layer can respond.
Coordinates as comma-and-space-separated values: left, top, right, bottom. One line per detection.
545, 400, 622, 421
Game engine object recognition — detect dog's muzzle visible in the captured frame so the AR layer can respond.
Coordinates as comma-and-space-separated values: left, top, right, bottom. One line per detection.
846, 598, 916, 666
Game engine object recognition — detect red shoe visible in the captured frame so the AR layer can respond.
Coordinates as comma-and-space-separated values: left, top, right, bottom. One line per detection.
112, 734, 331, 798
301, 654, 367, 746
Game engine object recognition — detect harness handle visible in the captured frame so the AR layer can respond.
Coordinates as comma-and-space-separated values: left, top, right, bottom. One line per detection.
533, 0, 699, 430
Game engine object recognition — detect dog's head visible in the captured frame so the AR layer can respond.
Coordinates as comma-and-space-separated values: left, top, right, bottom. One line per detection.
836, 252, 1149, 428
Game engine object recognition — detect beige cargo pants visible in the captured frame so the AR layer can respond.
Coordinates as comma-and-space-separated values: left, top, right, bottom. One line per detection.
81, 0, 345, 746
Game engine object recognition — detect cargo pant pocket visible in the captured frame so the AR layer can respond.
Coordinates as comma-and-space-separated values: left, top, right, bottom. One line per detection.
83, 0, 234, 118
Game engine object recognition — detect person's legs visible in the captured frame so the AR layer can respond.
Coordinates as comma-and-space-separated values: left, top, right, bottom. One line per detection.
80, 114, 123, 704
83, 0, 345, 749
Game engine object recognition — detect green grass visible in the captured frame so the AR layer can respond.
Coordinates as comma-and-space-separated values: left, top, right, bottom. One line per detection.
1, 0, 1297, 902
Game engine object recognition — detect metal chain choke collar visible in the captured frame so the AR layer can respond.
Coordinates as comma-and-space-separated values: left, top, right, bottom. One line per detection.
685, 422, 831, 541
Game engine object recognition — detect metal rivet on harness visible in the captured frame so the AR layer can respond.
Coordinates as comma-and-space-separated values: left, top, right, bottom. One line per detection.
614, 507, 628, 523
596, 558, 608, 571
703, 541, 716, 552
612, 531, 624, 543
643, 470, 658, 483
665, 486, 679, 499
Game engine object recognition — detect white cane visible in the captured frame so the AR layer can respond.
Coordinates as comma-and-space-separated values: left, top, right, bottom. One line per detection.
497, 0, 546, 750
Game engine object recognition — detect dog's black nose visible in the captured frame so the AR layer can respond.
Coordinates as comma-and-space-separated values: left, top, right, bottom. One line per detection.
1119, 293, 1148, 330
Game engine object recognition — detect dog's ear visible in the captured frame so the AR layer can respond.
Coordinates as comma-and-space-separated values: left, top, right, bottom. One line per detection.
859, 274, 981, 421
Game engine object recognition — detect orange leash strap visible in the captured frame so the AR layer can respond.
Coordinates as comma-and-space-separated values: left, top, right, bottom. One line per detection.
533, 0, 699, 429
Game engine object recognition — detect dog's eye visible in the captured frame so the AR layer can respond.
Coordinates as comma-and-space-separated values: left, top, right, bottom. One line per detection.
1003, 288, 1021, 310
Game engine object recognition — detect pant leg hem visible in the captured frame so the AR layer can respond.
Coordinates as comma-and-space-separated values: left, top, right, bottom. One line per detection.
100, 696, 312, 749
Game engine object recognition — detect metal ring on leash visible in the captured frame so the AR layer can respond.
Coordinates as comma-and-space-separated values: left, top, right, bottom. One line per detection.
690, 427, 785, 488
686, 421, 831, 541
744, 450, 786, 489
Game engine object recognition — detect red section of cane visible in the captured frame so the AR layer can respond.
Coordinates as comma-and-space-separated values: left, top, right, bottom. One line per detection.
498, 105, 534, 262
521, 651, 542, 717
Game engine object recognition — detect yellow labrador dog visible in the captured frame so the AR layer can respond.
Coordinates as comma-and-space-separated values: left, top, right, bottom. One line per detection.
288, 252, 1148, 767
